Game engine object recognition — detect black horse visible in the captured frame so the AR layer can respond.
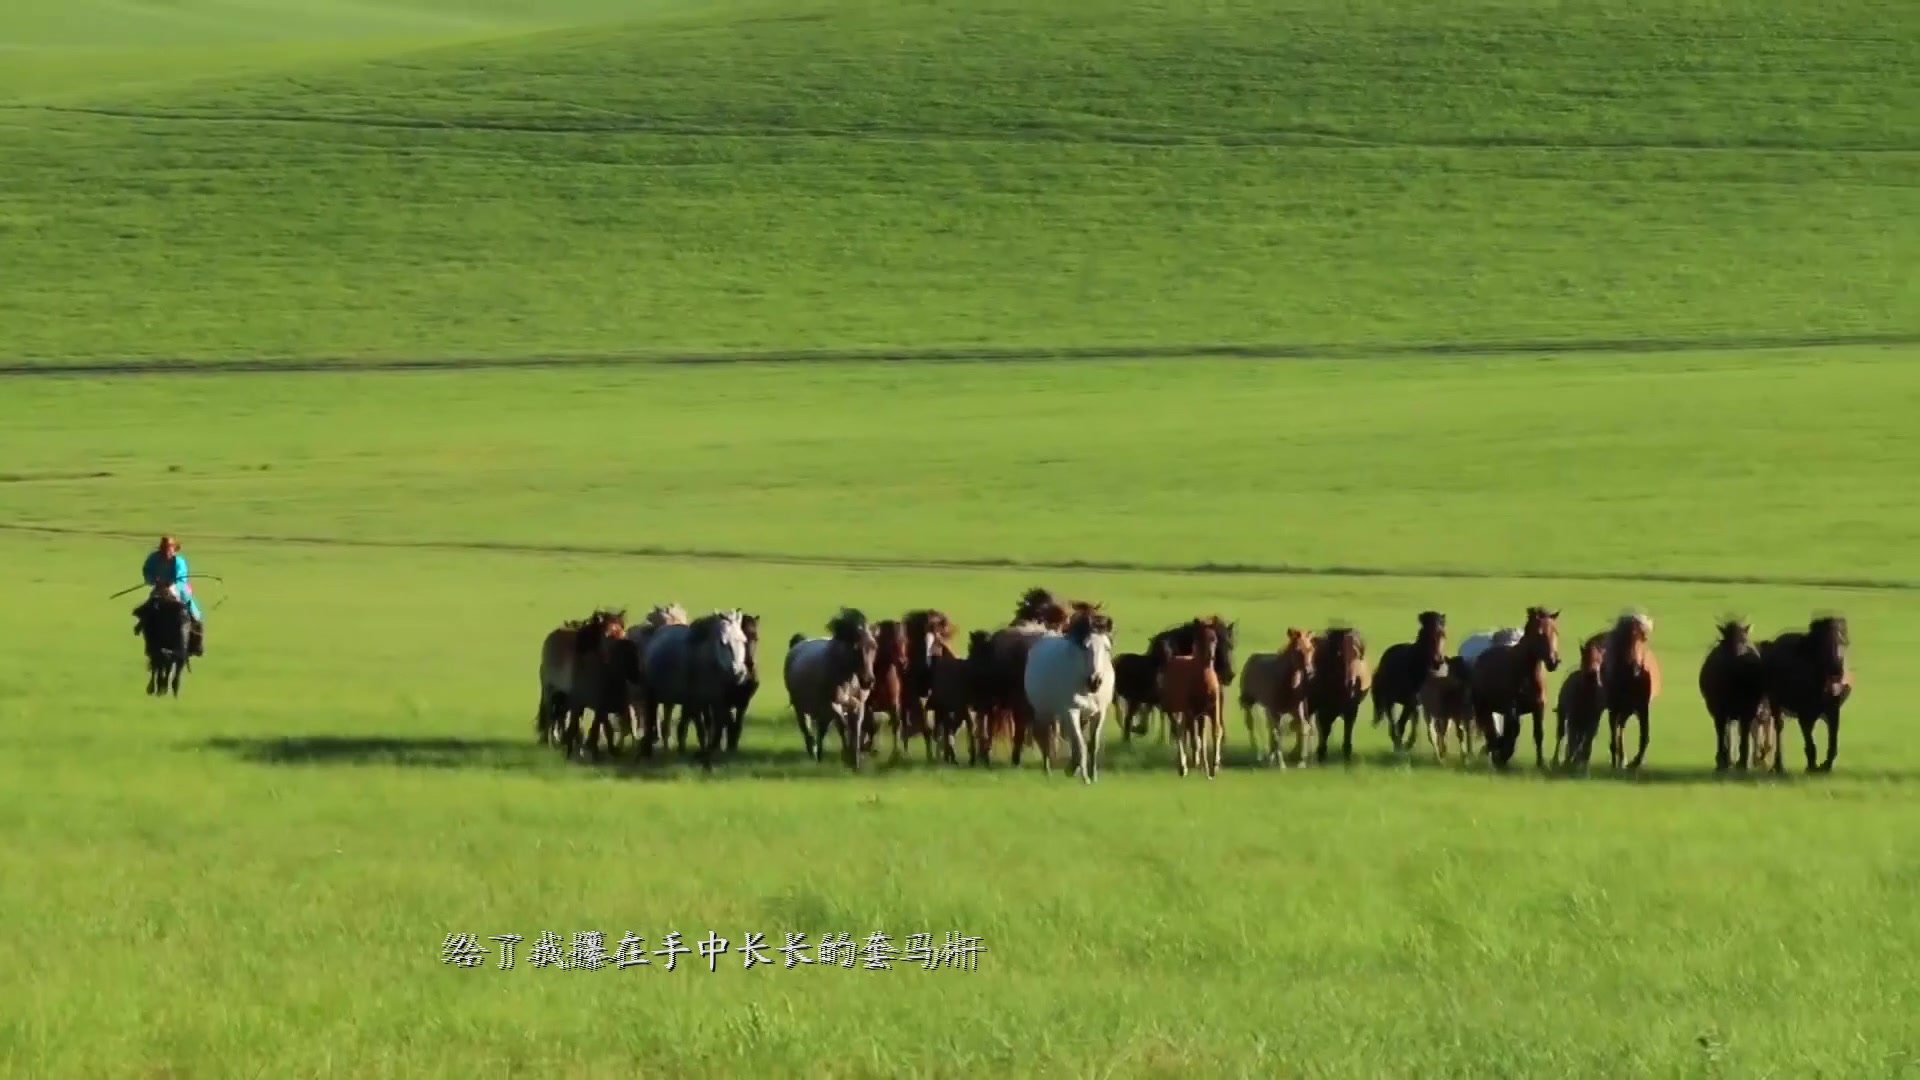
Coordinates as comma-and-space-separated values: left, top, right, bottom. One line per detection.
1698, 618, 1767, 771
1371, 610, 1447, 752
132, 589, 192, 697
1759, 615, 1851, 773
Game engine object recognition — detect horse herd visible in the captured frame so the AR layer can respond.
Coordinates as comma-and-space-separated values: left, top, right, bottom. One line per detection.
532, 587, 1855, 782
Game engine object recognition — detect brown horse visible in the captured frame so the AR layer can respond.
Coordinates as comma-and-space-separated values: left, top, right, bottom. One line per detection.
900, 609, 955, 754
1111, 650, 1162, 742
1699, 618, 1767, 772
1307, 626, 1371, 763
864, 620, 913, 759
536, 609, 640, 759
1595, 612, 1661, 770
1758, 615, 1852, 773
1468, 606, 1561, 769
1161, 620, 1223, 778
1420, 656, 1476, 763
1370, 610, 1448, 752
1554, 637, 1606, 773
1238, 628, 1316, 766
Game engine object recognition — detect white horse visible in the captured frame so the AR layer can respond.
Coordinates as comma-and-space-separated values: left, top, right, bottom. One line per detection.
1022, 614, 1116, 784
1457, 627, 1522, 673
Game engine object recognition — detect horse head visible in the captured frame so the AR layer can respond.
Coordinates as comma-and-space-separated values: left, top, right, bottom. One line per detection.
1417, 610, 1448, 670
738, 613, 760, 680
1580, 634, 1605, 676
828, 608, 877, 689
1207, 617, 1238, 686
1524, 606, 1562, 672
1715, 617, 1751, 650
1283, 627, 1316, 684
1067, 608, 1113, 693
704, 609, 750, 684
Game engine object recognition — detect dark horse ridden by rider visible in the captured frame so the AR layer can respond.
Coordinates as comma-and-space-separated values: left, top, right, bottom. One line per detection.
132, 587, 193, 696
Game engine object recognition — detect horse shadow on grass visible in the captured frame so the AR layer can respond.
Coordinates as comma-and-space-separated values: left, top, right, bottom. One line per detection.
193, 734, 1920, 788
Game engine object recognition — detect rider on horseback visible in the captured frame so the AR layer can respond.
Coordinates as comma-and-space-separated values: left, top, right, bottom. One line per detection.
138, 535, 204, 656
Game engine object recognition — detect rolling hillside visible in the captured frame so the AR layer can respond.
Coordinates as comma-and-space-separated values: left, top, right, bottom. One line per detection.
2, 0, 1915, 363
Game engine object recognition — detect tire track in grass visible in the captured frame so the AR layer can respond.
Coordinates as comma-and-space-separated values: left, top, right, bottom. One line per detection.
3, 521, 1911, 594
2, 331, 1917, 378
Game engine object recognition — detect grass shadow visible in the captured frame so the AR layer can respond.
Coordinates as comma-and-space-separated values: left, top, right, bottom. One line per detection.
194, 734, 1920, 789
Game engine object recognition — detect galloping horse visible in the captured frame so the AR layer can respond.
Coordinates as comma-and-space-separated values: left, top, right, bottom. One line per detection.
1554, 637, 1606, 773
784, 609, 879, 768
1307, 626, 1370, 763
622, 603, 687, 747
640, 609, 753, 764
978, 587, 1079, 766
1023, 606, 1117, 783
1758, 615, 1852, 773
925, 633, 977, 765
719, 613, 761, 754
900, 609, 955, 754
1419, 656, 1476, 762
1467, 607, 1561, 769
1238, 628, 1315, 766
1111, 650, 1162, 741
132, 586, 193, 697
1143, 616, 1237, 741
1699, 618, 1767, 772
1161, 620, 1224, 777
1371, 610, 1447, 752
865, 619, 913, 759
961, 629, 1007, 766
536, 609, 638, 758
1600, 612, 1661, 770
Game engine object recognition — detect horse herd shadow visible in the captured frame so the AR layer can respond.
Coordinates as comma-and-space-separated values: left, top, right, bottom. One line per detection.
192, 733, 1920, 788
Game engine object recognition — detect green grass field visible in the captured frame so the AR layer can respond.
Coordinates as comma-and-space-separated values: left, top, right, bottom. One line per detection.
4, 0, 1919, 1076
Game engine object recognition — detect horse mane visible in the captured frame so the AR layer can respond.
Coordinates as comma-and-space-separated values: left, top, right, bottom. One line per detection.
905, 608, 954, 640
644, 603, 688, 628
1012, 588, 1060, 625
827, 607, 869, 643
1612, 610, 1653, 640
688, 609, 738, 644
572, 608, 627, 652
1811, 614, 1849, 645
1067, 606, 1113, 644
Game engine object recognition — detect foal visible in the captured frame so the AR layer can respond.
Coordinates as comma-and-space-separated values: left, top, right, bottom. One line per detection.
1161, 622, 1223, 778
1554, 637, 1606, 772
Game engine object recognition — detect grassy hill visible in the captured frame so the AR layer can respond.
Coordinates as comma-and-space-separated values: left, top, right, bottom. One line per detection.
2, 0, 1915, 363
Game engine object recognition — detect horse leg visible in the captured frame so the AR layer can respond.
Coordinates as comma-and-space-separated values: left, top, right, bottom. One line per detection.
1340, 706, 1357, 763
1065, 707, 1091, 783
1819, 706, 1841, 773
1210, 699, 1224, 777
1629, 704, 1650, 770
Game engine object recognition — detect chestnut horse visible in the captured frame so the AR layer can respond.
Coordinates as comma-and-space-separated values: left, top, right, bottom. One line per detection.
864, 620, 913, 759
1371, 610, 1447, 752
1699, 618, 1767, 772
1161, 620, 1223, 778
1554, 637, 1606, 773
1238, 628, 1315, 766
1307, 626, 1370, 763
1600, 612, 1661, 770
1143, 616, 1237, 740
